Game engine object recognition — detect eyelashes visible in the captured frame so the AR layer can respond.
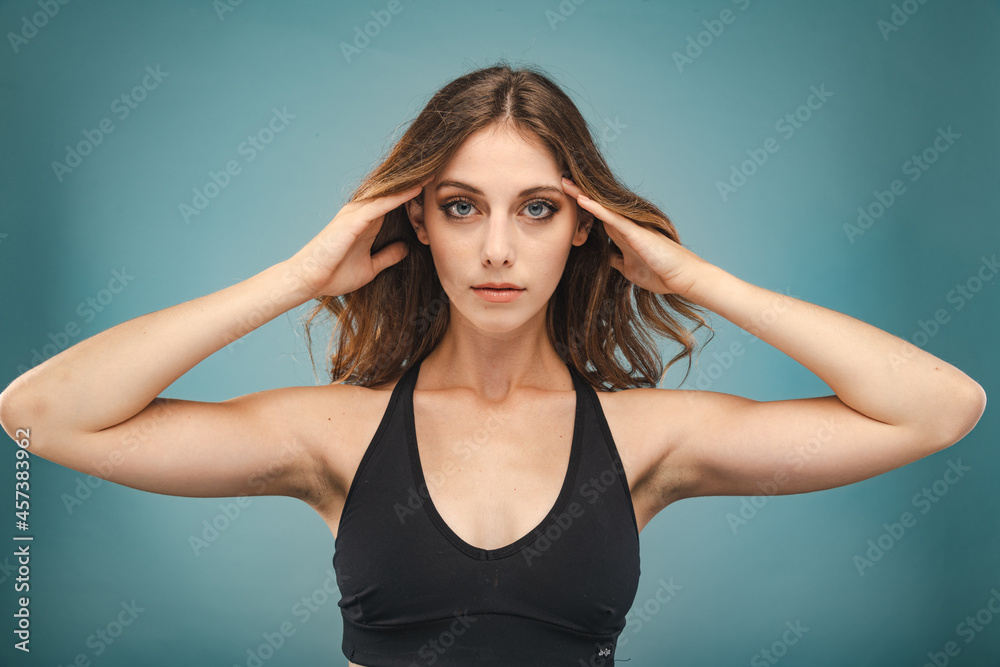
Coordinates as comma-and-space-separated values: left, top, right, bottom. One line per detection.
438, 196, 561, 221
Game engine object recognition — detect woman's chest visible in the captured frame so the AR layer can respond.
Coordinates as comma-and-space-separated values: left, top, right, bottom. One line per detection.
320, 386, 662, 541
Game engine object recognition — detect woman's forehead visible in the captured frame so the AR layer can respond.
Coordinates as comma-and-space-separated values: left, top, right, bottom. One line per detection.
435, 128, 561, 190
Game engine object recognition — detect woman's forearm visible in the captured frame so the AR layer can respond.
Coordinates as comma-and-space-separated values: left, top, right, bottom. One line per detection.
683, 262, 986, 438
0, 260, 314, 436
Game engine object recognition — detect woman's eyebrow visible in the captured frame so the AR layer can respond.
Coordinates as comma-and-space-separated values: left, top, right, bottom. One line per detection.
435, 180, 565, 198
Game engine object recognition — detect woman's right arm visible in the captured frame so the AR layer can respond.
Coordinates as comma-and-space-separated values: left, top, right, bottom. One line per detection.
0, 182, 428, 507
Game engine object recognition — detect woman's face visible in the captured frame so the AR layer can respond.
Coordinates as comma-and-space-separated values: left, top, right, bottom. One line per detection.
405, 124, 593, 336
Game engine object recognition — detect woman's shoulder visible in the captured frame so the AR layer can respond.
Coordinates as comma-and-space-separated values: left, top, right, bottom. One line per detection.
295, 378, 402, 418
590, 384, 692, 449
253, 381, 401, 457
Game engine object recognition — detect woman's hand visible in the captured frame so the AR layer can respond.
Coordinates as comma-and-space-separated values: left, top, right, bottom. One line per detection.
561, 176, 710, 297
286, 176, 433, 299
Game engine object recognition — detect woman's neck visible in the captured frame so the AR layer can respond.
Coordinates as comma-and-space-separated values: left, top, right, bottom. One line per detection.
418, 310, 572, 401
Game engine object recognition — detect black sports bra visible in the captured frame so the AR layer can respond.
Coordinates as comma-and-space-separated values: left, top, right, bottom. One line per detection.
332, 357, 641, 665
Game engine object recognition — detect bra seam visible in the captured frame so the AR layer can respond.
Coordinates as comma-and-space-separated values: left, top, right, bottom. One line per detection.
341, 608, 619, 638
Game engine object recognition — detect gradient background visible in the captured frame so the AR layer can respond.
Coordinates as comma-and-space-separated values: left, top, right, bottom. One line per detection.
2, 0, 998, 665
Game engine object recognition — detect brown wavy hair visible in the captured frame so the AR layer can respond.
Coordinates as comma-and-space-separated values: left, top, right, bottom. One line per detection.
302, 60, 713, 391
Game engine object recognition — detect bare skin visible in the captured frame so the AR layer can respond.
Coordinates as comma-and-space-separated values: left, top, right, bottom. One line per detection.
0, 123, 985, 667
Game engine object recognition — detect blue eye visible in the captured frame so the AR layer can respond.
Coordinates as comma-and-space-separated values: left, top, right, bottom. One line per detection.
439, 197, 561, 221
440, 198, 476, 219
525, 201, 553, 218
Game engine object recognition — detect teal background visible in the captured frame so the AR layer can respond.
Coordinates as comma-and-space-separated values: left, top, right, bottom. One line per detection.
2, 0, 999, 665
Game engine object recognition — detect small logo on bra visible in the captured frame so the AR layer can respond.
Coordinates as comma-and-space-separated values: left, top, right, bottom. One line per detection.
590, 640, 614, 664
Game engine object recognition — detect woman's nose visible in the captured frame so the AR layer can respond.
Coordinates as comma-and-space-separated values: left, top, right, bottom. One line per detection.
481, 215, 515, 266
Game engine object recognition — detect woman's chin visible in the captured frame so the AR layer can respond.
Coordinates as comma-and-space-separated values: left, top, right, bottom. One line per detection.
454, 306, 544, 337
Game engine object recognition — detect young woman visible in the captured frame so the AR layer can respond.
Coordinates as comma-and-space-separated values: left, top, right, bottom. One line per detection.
0, 63, 986, 666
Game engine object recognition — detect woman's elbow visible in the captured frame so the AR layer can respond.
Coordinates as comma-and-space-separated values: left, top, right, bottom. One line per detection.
930, 379, 987, 451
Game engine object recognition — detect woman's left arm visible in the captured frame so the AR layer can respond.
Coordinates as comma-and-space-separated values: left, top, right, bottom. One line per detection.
681, 261, 986, 440
562, 178, 987, 502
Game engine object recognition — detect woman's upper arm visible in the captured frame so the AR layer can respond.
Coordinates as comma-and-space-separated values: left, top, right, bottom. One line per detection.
644, 388, 979, 507
6, 385, 344, 506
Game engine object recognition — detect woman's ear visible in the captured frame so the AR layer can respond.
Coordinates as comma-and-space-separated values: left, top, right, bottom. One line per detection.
404, 194, 430, 245
571, 207, 595, 247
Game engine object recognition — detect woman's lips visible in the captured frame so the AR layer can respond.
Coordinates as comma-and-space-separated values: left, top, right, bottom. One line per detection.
471, 287, 525, 303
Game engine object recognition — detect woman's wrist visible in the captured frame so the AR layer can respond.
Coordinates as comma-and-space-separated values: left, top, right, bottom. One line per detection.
265, 259, 325, 307
670, 258, 736, 306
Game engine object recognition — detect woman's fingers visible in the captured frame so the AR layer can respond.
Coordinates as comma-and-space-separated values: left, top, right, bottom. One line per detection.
370, 239, 410, 275
561, 176, 641, 249
354, 180, 428, 223
560, 175, 703, 295
287, 177, 435, 299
